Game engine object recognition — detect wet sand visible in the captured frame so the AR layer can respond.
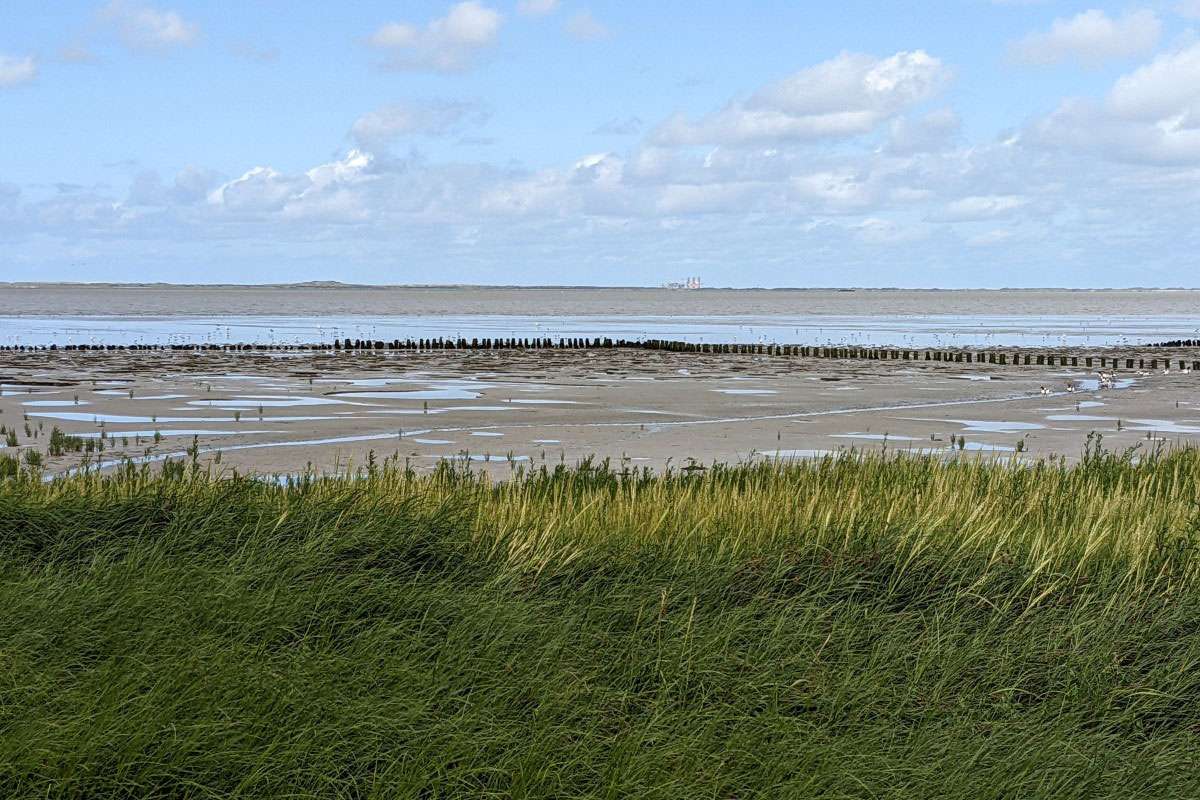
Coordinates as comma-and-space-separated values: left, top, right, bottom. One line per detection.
4, 347, 1199, 478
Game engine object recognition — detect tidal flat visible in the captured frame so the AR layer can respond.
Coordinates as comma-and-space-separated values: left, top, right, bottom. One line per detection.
3, 345, 1200, 478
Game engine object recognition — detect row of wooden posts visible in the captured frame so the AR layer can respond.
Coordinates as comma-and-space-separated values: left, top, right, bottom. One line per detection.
2, 336, 1198, 371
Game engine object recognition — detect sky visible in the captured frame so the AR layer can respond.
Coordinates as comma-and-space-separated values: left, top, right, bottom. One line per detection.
2, 1, 1200, 287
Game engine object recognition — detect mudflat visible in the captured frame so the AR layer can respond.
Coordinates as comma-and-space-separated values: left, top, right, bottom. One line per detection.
3, 346, 1198, 477
4, 284, 1200, 317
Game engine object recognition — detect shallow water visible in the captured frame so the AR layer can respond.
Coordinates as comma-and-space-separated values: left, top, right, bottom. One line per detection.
831, 433, 921, 441
948, 419, 1045, 433
76, 429, 274, 438
333, 388, 481, 401
1075, 378, 1136, 391
6, 311, 1200, 348
94, 391, 191, 399
713, 388, 777, 396
27, 411, 344, 424
1126, 419, 1200, 435
186, 396, 353, 409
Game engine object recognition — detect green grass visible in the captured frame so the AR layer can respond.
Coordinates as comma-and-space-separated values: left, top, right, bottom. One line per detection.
2, 449, 1200, 797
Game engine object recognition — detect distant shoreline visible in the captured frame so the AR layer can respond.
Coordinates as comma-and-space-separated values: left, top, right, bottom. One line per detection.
2, 283, 1198, 292
5, 285, 1199, 319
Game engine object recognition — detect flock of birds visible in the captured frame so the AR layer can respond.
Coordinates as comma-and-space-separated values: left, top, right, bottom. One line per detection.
1038, 364, 1192, 396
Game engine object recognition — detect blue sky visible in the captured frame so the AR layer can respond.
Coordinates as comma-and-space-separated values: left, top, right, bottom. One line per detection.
2, 1, 1200, 286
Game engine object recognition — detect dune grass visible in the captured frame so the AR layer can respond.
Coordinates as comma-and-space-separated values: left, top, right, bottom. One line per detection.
2, 448, 1200, 797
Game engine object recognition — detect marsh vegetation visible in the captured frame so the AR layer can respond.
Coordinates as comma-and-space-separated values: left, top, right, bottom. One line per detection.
1, 449, 1199, 796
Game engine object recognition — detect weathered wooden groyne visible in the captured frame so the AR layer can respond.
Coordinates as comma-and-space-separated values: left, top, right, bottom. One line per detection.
1, 336, 1198, 371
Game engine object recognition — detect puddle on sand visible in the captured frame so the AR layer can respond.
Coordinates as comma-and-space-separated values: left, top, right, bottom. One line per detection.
831, 433, 921, 441
469, 431, 504, 437
713, 388, 778, 396
1126, 419, 1200, 435
2, 388, 57, 396
187, 396, 353, 409
77, 429, 274, 438
1076, 378, 1136, 391
332, 388, 482, 401
616, 408, 691, 416
957, 441, 1017, 452
941, 419, 1045, 433
412, 438, 454, 445
94, 391, 191, 400
22, 400, 89, 407
366, 409, 445, 416
532, 439, 560, 444
502, 399, 581, 405
28, 411, 344, 424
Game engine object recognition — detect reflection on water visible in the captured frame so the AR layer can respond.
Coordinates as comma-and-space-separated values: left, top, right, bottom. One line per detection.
27, 411, 344, 423
831, 433, 920, 441
77, 429, 273, 438
712, 388, 777, 396
333, 388, 481, 400
186, 396, 354, 408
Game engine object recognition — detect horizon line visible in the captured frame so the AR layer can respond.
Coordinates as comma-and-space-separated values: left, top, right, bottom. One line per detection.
3, 282, 1200, 292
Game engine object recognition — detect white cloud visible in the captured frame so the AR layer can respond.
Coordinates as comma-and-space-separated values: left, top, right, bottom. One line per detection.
1176, 0, 1200, 19
1107, 43, 1200, 119
368, 1, 502, 73
790, 170, 878, 211
0, 54, 37, 87
852, 217, 929, 244
101, 1, 199, 51
204, 151, 380, 223
517, 0, 559, 17
1010, 9, 1160, 67
655, 182, 756, 215
351, 101, 489, 149
966, 229, 1016, 246
565, 11, 610, 41
651, 50, 949, 146
885, 108, 960, 154
126, 166, 219, 206
932, 194, 1028, 222
1028, 42, 1200, 163
593, 116, 643, 135
11, 36, 1200, 286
